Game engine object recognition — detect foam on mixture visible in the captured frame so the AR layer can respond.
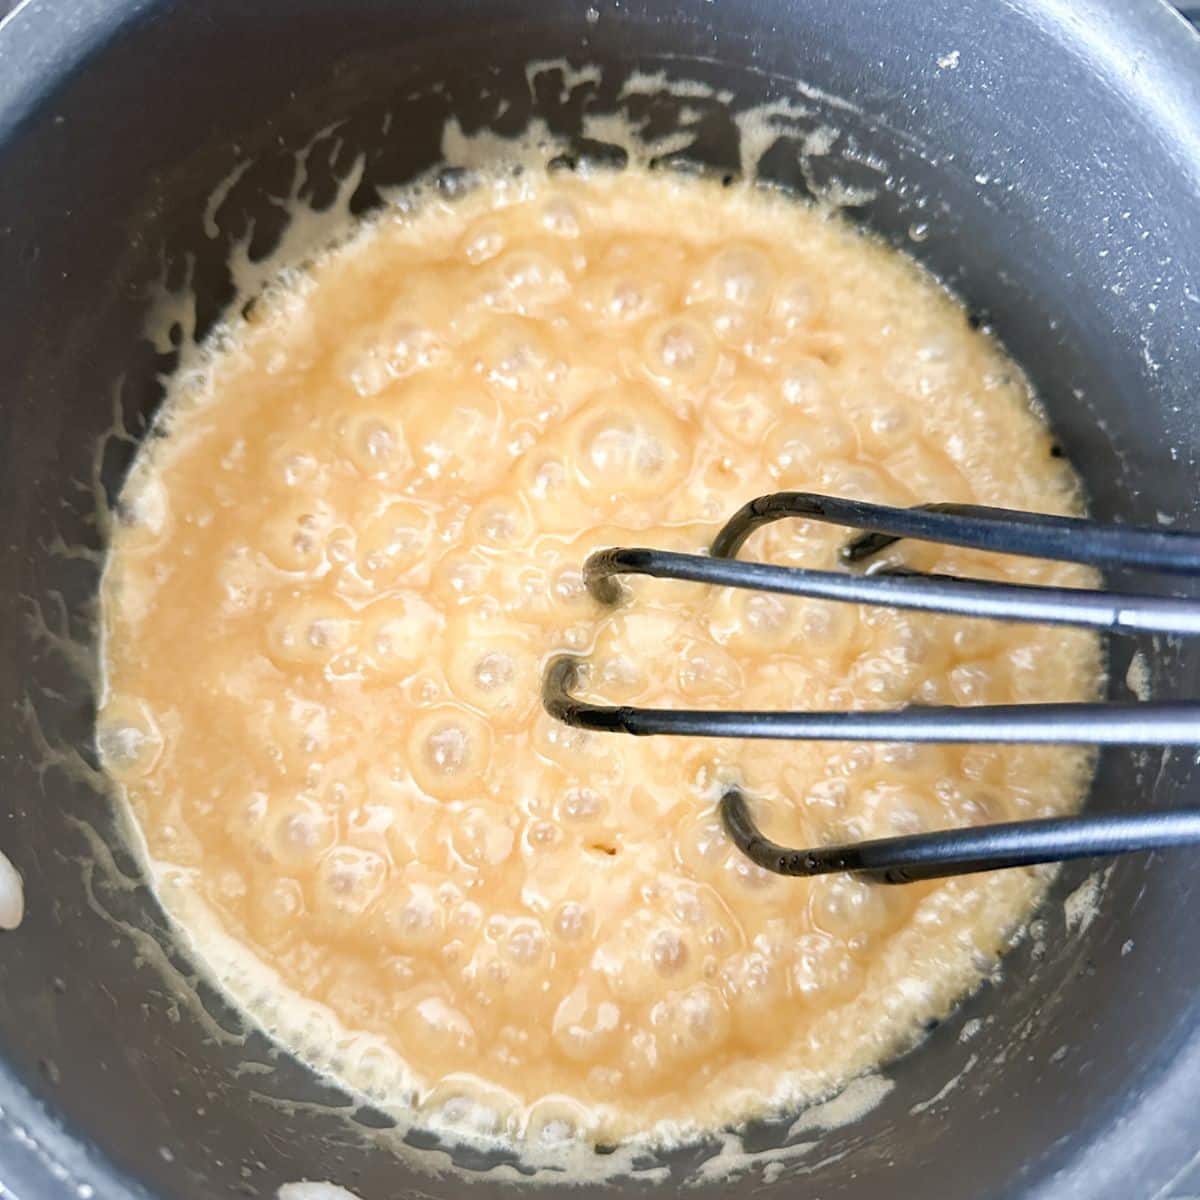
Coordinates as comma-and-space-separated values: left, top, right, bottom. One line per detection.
99, 162, 1100, 1153
88, 67, 1104, 1180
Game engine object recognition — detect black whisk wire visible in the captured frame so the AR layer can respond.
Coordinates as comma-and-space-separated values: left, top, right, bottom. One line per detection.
710, 492, 1200, 574
542, 492, 1200, 883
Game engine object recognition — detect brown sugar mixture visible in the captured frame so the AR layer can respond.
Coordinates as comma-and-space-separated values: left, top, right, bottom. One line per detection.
98, 168, 1100, 1144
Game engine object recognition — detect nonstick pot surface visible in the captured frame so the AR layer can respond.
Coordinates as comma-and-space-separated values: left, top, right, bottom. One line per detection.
2, 1, 1200, 1197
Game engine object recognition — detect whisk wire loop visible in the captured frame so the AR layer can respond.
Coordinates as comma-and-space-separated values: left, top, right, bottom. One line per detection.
543, 493, 1200, 881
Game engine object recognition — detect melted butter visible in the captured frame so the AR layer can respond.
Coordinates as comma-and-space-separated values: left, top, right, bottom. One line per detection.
99, 165, 1101, 1150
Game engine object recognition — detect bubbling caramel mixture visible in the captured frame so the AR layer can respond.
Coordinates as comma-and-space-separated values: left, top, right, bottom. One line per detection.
99, 168, 1100, 1145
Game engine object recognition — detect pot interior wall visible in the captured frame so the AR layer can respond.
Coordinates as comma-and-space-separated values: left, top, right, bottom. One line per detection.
1, 1, 1199, 1198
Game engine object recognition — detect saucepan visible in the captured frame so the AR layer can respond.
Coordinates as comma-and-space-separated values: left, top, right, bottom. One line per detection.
2, 0, 1200, 1196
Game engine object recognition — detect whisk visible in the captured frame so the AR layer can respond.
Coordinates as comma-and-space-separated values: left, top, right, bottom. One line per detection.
542, 492, 1200, 883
